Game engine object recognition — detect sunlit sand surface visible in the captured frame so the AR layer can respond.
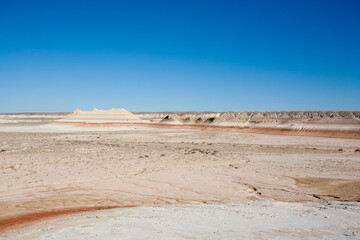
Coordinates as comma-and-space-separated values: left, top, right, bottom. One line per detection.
0, 111, 359, 239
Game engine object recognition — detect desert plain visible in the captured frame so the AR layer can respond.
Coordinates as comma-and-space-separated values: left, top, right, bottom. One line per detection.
0, 110, 360, 239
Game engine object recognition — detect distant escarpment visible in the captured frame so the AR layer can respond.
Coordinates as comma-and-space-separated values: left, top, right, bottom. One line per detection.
135, 111, 360, 124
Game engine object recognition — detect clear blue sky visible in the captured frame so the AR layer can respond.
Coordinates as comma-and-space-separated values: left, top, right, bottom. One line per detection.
0, 0, 359, 112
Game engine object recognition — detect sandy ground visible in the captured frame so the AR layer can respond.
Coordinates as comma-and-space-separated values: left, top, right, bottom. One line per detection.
0, 115, 360, 239
3, 201, 360, 240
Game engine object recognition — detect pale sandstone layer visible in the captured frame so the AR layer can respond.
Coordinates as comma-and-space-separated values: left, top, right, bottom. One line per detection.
56, 108, 142, 122
3, 111, 360, 137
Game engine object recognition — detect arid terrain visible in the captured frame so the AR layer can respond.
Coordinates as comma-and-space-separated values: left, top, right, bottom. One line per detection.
0, 111, 360, 239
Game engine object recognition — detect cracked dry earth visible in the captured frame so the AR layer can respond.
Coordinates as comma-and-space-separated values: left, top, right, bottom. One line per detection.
1, 128, 360, 238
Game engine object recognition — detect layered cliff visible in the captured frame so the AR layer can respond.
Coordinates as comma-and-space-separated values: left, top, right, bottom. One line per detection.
135, 111, 360, 124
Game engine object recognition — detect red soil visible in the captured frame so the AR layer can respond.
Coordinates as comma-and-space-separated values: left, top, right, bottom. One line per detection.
0, 205, 132, 233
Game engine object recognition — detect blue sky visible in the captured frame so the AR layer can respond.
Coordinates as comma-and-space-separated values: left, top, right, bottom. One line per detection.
0, 0, 359, 112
